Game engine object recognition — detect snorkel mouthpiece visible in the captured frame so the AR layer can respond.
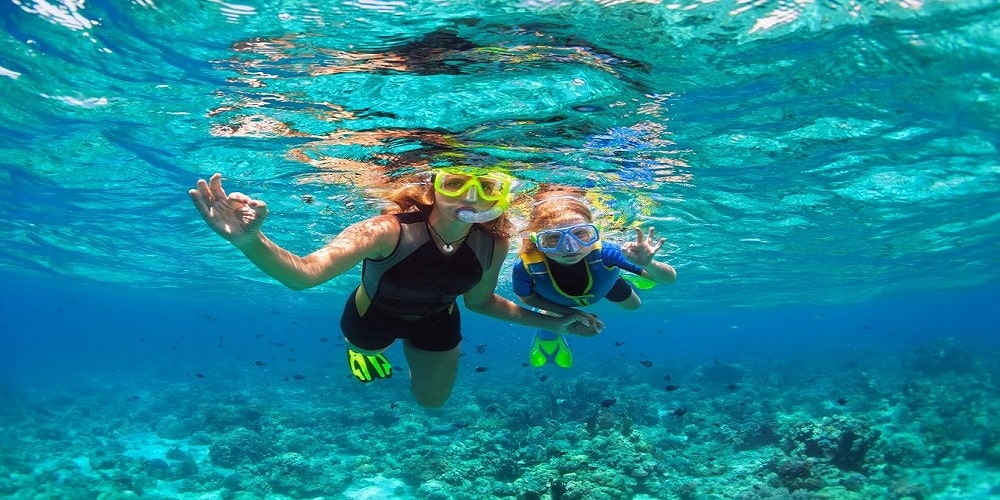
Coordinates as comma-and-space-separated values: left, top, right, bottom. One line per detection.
457, 205, 504, 223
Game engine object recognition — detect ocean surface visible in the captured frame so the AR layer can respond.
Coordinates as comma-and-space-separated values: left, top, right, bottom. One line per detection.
1, 0, 998, 498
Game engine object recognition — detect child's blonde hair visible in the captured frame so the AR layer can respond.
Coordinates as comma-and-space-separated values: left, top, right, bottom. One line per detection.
522, 185, 594, 251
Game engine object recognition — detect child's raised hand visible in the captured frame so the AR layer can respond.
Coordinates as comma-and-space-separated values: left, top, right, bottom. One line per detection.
621, 227, 665, 266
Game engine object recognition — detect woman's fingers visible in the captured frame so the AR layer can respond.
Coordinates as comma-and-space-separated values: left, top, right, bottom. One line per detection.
228, 191, 252, 205
188, 188, 209, 216
208, 173, 228, 201
193, 178, 213, 202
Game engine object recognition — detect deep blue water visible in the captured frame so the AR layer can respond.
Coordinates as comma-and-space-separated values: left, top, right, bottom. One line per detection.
2, 0, 999, 498
4, 273, 997, 388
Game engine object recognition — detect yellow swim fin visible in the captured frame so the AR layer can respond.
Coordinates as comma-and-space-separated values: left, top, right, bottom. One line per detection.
528, 332, 573, 368
348, 348, 393, 382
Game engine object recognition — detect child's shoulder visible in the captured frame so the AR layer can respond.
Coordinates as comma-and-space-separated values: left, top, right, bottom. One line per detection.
519, 248, 546, 265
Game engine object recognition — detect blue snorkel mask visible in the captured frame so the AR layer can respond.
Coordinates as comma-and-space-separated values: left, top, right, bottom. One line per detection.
530, 223, 601, 254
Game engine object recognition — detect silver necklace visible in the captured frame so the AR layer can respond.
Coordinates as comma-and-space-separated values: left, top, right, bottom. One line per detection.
426, 221, 467, 253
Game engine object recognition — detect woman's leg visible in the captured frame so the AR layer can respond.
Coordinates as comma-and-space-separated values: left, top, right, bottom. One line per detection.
402, 341, 461, 408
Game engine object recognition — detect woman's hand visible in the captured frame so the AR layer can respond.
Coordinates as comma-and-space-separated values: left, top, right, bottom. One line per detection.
621, 227, 665, 266
558, 311, 605, 337
189, 173, 268, 248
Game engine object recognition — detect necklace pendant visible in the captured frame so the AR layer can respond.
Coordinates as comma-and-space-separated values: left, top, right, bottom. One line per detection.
442, 243, 454, 253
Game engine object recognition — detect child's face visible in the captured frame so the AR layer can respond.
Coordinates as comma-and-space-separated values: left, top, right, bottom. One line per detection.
536, 214, 598, 265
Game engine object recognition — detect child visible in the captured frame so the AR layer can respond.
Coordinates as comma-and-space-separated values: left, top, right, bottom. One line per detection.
512, 186, 677, 368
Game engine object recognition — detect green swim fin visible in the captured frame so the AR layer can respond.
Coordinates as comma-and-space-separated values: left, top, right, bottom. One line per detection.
529, 332, 573, 368
622, 273, 657, 290
347, 348, 392, 382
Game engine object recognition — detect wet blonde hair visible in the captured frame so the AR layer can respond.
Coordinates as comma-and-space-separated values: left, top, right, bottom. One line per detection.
522, 185, 594, 252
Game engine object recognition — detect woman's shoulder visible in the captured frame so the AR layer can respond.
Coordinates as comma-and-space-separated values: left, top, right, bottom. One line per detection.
342, 215, 401, 244
393, 211, 426, 224
360, 213, 404, 229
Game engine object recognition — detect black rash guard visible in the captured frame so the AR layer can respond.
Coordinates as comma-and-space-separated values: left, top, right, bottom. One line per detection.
341, 211, 495, 352
361, 211, 493, 316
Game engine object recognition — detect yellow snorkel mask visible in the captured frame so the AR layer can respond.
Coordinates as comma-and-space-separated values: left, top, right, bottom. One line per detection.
433, 167, 514, 223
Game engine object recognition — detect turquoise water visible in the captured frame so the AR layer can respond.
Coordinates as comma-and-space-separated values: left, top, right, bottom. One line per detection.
2, 0, 999, 498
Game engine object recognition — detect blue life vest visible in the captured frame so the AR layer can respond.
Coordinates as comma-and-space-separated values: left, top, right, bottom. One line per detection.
517, 242, 635, 307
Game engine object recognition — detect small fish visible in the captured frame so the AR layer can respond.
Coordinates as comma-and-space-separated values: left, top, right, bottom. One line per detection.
539, 374, 549, 382
640, 360, 653, 368
254, 360, 266, 367
390, 402, 399, 410
665, 384, 680, 392
601, 398, 616, 408
474, 366, 488, 373
195, 373, 206, 379
727, 384, 739, 392
292, 374, 306, 380
476, 344, 487, 354
836, 397, 848, 406
663, 374, 672, 381
614, 340, 625, 347
319, 337, 329, 342
302, 194, 315, 205
672, 407, 687, 417
521, 362, 530, 367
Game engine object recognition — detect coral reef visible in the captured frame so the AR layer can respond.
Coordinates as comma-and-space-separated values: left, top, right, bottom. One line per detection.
209, 427, 274, 468
1, 336, 997, 498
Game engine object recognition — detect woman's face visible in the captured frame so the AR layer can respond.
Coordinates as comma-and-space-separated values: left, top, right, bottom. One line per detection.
535, 214, 597, 265
432, 170, 510, 223
434, 189, 498, 223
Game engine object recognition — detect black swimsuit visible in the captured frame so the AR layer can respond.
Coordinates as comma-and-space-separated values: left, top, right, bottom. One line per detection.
340, 211, 494, 351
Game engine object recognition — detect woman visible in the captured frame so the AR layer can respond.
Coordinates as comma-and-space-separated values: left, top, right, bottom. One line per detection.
189, 170, 599, 407
513, 186, 677, 368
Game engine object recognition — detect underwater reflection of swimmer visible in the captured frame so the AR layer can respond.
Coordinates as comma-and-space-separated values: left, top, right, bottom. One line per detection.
287, 128, 479, 187
231, 26, 646, 80
311, 29, 480, 76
